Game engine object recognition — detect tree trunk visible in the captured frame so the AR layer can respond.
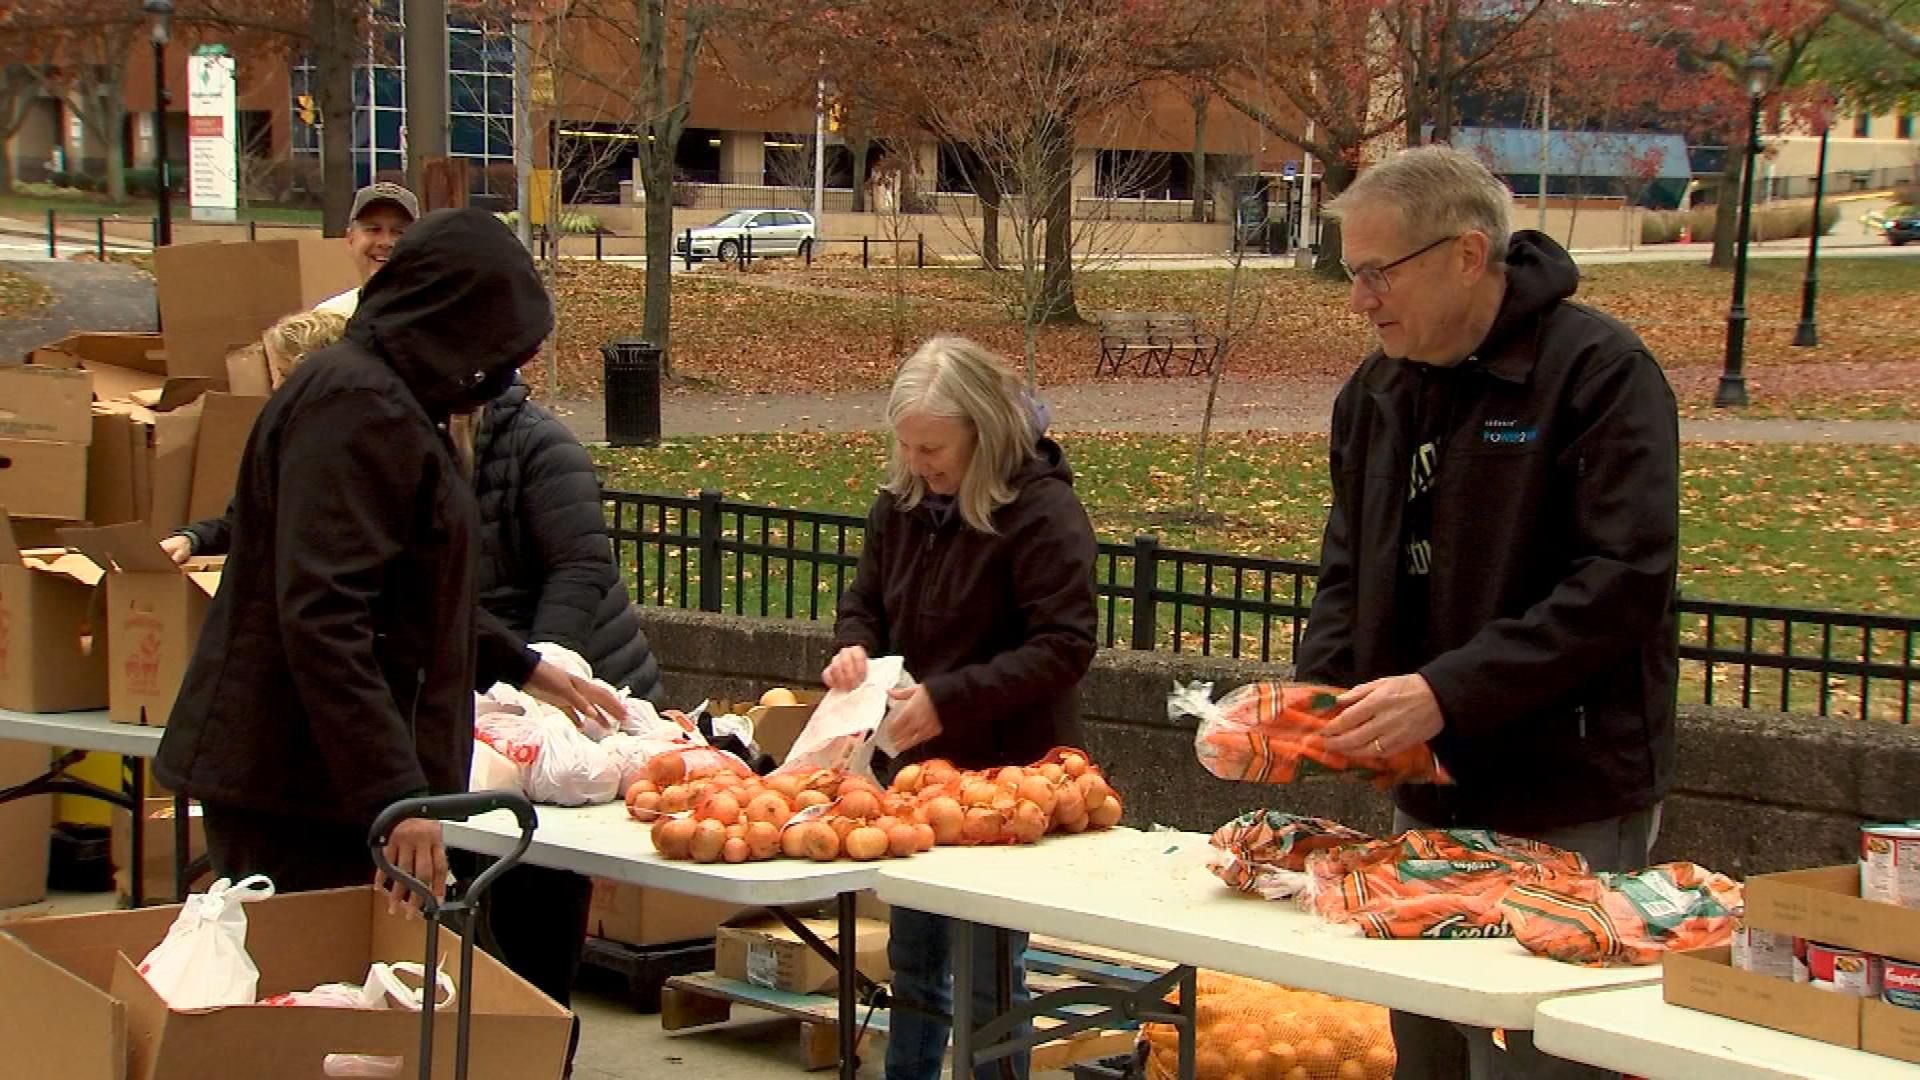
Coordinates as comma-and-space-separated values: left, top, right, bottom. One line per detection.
641, 154, 675, 379
978, 161, 1002, 271
849, 132, 869, 213
1190, 90, 1209, 223
1312, 159, 1355, 281
1710, 148, 1742, 269
1040, 116, 1077, 323
311, 0, 357, 236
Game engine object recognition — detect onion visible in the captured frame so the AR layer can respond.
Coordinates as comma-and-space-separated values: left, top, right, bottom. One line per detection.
656, 818, 697, 860
803, 822, 842, 861
1008, 800, 1049, 844
845, 826, 890, 861
746, 791, 791, 825
626, 791, 662, 821
1089, 796, 1124, 829
836, 789, 883, 821
962, 781, 1000, 808
1052, 781, 1086, 828
699, 791, 743, 826
887, 824, 920, 858
1015, 776, 1057, 816
925, 797, 966, 846
1038, 763, 1066, 784
780, 822, 811, 859
746, 821, 782, 859
912, 822, 937, 852
962, 807, 1003, 845
722, 837, 750, 864
994, 767, 1026, 791
1077, 774, 1112, 814
648, 754, 688, 787
1061, 752, 1090, 779
689, 819, 728, 863
659, 785, 694, 815
769, 774, 805, 800
795, 789, 831, 810
892, 764, 924, 793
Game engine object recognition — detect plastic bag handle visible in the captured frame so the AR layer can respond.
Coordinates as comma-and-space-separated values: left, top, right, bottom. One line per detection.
367, 790, 537, 910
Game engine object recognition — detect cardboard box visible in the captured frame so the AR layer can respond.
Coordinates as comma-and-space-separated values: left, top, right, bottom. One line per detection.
706, 691, 825, 765
0, 886, 571, 1080
224, 343, 273, 398
88, 397, 206, 534
27, 332, 168, 395
154, 239, 358, 384
0, 364, 93, 444
586, 879, 747, 947
0, 440, 90, 521
0, 517, 108, 712
184, 393, 265, 523
1663, 946, 1862, 1049
715, 914, 890, 995
1745, 865, 1920, 962
0, 738, 53, 909
109, 796, 208, 903
1865, 997, 1920, 1065
58, 525, 221, 727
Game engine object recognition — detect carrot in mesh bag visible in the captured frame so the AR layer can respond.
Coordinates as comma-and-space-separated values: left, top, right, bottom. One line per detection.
1207, 810, 1373, 901
1305, 829, 1589, 940
1499, 862, 1744, 966
1172, 680, 1449, 791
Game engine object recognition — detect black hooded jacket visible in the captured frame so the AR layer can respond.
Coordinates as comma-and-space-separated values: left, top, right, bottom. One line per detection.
474, 381, 665, 702
155, 209, 555, 824
833, 438, 1098, 771
1294, 231, 1680, 834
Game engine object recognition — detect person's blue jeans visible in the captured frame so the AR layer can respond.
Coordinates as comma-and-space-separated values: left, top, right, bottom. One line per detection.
886, 907, 1031, 1080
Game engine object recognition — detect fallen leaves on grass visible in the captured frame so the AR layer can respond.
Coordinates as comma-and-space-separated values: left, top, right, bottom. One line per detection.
0, 268, 52, 318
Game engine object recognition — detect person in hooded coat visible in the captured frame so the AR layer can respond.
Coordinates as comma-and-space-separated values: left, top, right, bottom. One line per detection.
1293, 146, 1678, 1080
156, 208, 616, 905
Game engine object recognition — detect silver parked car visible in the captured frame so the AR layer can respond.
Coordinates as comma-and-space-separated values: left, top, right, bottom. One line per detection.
675, 208, 817, 263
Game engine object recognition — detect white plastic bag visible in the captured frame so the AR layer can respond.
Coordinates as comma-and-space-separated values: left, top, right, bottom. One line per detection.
774, 655, 914, 780
136, 874, 276, 1009
261, 962, 456, 1078
476, 684, 623, 805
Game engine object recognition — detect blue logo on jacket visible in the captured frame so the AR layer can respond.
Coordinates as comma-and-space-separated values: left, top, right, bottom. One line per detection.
1481, 419, 1538, 445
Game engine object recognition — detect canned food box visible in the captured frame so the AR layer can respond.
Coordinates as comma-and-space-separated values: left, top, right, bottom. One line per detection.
1804, 942, 1885, 997
1886, 959, 1920, 1010
1862, 824, 1920, 908
1731, 911, 1796, 979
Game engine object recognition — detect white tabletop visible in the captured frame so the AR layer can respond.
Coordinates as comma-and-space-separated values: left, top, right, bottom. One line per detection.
443, 801, 881, 906
0, 708, 161, 758
1535, 985, 1920, 1079
870, 827, 1659, 1030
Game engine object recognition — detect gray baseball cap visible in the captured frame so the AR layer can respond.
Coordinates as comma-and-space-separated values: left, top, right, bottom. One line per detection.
349, 182, 420, 223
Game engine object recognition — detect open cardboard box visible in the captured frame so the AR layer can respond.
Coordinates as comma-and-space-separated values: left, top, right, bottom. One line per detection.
58, 524, 221, 727
1663, 945, 1863, 1049
153, 238, 358, 384
0, 886, 571, 1080
0, 363, 94, 521
109, 795, 209, 904
586, 878, 747, 948
0, 513, 108, 712
703, 690, 826, 765
0, 738, 53, 910
1745, 865, 1920, 963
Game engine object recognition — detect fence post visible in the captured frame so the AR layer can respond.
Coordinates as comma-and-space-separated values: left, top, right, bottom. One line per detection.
248, 221, 258, 242
96, 218, 106, 259
805, 237, 813, 268
917, 233, 925, 269
47, 209, 56, 259
697, 488, 724, 613
1130, 534, 1160, 651
684, 228, 694, 271
595, 227, 603, 262
862, 236, 870, 269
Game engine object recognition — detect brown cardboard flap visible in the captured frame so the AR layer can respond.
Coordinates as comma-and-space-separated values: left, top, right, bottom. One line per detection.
1745, 865, 1920, 962
28, 333, 167, 377
1662, 946, 1861, 1049
0, 931, 126, 1080
0, 511, 19, 563
127, 379, 213, 414
88, 365, 169, 405
0, 364, 93, 444
0, 440, 89, 521
224, 344, 272, 398
186, 393, 266, 522
155, 239, 359, 385
58, 523, 179, 576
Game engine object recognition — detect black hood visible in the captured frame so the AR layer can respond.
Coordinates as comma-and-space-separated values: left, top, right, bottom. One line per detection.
1018, 435, 1075, 489
1479, 229, 1579, 354
345, 208, 553, 416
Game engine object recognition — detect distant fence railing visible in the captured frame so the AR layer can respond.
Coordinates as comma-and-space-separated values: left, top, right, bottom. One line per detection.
606, 489, 1920, 724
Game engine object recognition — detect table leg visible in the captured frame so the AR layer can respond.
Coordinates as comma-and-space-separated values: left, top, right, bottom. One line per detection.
994, 927, 1015, 1080
126, 755, 146, 909
173, 792, 192, 901
838, 890, 858, 1080
951, 919, 975, 1080
1177, 965, 1197, 1080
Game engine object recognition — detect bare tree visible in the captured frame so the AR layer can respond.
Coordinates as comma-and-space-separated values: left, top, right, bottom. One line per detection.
0, 64, 46, 193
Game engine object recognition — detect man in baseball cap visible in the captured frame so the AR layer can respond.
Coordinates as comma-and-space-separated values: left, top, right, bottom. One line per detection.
316, 182, 420, 316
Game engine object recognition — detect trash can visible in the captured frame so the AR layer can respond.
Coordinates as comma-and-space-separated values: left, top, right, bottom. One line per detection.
602, 338, 662, 448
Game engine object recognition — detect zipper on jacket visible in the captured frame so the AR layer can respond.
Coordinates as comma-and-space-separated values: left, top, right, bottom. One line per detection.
407, 668, 426, 738
1576, 704, 1588, 738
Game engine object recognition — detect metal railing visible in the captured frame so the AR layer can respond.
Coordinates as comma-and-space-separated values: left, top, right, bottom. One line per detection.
605, 489, 1920, 723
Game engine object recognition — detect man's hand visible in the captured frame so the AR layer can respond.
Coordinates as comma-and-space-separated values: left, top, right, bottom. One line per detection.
376, 817, 447, 915
161, 534, 193, 565
1319, 673, 1445, 759
822, 645, 870, 691
523, 660, 623, 729
883, 684, 942, 753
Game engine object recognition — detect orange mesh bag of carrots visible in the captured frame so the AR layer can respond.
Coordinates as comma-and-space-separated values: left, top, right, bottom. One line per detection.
1207, 810, 1374, 901
1306, 829, 1589, 940
1499, 862, 1743, 966
1141, 970, 1395, 1080
1172, 680, 1449, 791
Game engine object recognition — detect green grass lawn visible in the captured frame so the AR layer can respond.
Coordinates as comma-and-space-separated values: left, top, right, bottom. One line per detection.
597, 433, 1920, 719
0, 193, 321, 226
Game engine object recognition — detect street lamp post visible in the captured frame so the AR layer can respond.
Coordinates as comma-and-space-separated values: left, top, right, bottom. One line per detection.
1715, 49, 1773, 409
144, 0, 173, 248
1792, 119, 1832, 347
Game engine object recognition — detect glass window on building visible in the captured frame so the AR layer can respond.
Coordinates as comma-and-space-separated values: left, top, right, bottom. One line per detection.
1854, 114, 1871, 138
1900, 114, 1914, 140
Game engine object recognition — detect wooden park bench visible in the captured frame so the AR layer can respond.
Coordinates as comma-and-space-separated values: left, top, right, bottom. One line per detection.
1094, 311, 1221, 377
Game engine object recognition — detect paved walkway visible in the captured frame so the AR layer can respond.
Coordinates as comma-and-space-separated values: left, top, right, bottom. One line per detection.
547, 380, 1920, 445
0, 259, 155, 359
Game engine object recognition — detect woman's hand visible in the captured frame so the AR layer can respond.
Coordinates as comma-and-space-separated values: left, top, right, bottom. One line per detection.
822, 645, 870, 691
161, 534, 193, 565
883, 685, 942, 753
524, 660, 624, 729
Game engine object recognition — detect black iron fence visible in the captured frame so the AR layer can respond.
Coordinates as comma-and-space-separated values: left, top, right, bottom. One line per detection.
606, 489, 1920, 724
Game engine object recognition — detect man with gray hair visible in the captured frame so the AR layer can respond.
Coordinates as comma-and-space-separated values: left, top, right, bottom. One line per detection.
1295, 144, 1679, 1079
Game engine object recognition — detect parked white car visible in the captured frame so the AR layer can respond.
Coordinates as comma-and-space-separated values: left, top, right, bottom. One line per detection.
675, 208, 817, 263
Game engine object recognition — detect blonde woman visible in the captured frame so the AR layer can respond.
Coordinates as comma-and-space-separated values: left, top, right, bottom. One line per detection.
822, 336, 1097, 1080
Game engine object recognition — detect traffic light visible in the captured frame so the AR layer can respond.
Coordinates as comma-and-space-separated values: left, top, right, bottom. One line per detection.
828, 102, 843, 134
297, 94, 317, 126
